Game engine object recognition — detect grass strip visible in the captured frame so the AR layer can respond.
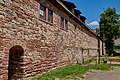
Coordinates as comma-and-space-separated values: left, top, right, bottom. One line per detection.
33, 63, 111, 80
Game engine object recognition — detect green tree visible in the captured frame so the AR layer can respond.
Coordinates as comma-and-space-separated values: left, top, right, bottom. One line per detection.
100, 7, 120, 56
96, 28, 100, 36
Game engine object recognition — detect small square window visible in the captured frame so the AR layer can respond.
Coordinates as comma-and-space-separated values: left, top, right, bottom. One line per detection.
40, 5, 46, 20
48, 9, 53, 22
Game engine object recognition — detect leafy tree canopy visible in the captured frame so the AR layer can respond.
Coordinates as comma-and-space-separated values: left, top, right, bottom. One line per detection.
100, 7, 120, 56
100, 7, 120, 39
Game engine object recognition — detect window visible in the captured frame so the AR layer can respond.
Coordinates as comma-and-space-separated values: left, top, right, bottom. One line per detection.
60, 17, 68, 30
64, 19, 68, 30
60, 17, 64, 28
40, 5, 46, 20
48, 9, 53, 22
39, 4, 53, 23
74, 24, 77, 30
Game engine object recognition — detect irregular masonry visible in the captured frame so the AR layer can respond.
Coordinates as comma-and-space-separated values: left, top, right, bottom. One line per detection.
0, 0, 104, 80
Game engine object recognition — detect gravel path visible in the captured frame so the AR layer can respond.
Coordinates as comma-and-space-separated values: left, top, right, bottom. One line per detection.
84, 67, 120, 80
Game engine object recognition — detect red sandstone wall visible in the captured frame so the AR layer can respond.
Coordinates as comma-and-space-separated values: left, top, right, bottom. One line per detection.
0, 0, 103, 80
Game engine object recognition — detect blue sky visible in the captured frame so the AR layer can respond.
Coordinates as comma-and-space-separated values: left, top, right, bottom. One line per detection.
67, 0, 120, 29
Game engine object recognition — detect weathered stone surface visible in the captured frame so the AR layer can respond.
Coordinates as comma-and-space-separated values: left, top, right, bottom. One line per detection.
0, 15, 4, 20
0, 0, 11, 6
0, 0, 104, 80
0, 0, 4, 4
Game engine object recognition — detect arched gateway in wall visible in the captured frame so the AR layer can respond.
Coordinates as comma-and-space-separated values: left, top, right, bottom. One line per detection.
8, 45, 24, 80
3, 39, 27, 80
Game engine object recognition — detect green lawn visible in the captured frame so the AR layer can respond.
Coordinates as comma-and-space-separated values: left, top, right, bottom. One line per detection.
33, 63, 112, 80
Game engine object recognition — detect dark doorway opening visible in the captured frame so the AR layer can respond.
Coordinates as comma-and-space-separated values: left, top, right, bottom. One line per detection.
8, 45, 24, 80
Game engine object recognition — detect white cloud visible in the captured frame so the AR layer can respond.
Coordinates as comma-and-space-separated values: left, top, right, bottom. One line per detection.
87, 21, 99, 26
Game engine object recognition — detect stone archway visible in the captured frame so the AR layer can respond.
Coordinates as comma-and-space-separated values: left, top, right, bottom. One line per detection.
8, 45, 24, 80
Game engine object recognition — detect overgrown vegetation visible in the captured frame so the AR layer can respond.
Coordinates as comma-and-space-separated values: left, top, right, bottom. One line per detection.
33, 56, 120, 80
33, 60, 112, 80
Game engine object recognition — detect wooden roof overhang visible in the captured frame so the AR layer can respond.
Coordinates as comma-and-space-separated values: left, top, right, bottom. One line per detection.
74, 9, 82, 15
49, 0, 103, 41
80, 15, 86, 23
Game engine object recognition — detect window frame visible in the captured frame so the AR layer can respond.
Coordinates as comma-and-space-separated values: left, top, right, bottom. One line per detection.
64, 19, 68, 30
60, 16, 68, 30
40, 4, 46, 20
39, 3, 53, 24
60, 17, 64, 28
48, 9, 53, 23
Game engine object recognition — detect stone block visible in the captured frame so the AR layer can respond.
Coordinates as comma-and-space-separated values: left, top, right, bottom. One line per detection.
0, 0, 4, 4
0, 15, 4, 20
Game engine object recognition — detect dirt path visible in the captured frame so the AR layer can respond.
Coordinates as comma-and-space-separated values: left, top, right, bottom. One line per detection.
83, 67, 120, 80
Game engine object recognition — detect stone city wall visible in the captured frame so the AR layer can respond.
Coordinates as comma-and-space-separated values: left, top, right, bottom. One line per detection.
0, 0, 104, 79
